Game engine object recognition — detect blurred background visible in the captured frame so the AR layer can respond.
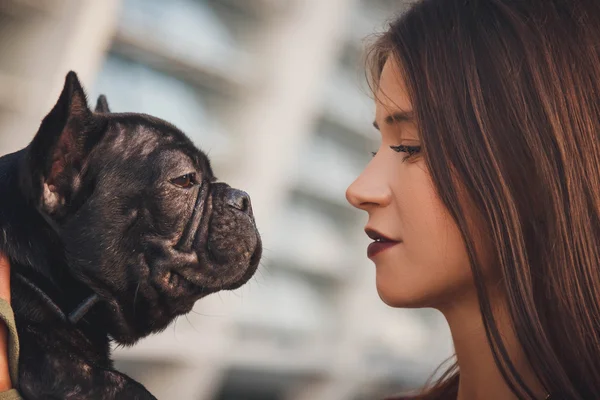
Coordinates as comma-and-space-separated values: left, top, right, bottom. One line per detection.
0, 0, 453, 399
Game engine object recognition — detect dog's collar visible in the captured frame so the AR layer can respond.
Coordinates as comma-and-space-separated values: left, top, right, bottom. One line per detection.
26, 208, 100, 324
14, 271, 100, 325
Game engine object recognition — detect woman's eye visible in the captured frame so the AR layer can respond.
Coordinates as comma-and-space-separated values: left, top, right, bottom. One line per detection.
171, 173, 197, 189
390, 145, 422, 161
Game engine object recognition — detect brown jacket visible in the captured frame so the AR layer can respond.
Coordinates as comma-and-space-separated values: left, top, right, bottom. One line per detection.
0, 299, 22, 400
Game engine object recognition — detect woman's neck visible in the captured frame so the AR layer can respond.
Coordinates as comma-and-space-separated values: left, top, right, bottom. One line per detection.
438, 291, 547, 400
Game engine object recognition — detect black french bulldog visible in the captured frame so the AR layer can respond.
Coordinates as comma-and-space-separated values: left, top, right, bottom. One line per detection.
0, 72, 262, 399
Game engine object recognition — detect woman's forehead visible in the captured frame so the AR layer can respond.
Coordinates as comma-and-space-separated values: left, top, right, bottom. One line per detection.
375, 58, 414, 122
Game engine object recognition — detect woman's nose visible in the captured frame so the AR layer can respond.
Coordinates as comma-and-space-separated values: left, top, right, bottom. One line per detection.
346, 165, 392, 211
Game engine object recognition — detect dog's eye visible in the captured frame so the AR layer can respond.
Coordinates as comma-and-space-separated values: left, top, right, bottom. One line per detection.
171, 173, 196, 189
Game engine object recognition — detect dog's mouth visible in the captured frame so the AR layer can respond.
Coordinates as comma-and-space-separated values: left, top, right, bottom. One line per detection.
166, 182, 262, 297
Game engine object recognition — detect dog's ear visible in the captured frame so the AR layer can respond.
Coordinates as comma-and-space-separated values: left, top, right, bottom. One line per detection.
94, 94, 110, 113
26, 71, 104, 219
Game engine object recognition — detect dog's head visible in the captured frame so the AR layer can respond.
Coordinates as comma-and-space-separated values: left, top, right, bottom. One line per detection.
22, 72, 262, 343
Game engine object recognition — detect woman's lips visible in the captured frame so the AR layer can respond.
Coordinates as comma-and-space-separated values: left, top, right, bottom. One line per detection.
365, 228, 401, 259
367, 240, 400, 258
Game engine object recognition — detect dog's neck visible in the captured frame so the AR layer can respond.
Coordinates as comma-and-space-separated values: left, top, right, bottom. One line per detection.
0, 150, 100, 327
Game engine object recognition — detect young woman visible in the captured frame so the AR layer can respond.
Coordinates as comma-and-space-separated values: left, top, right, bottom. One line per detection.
346, 0, 600, 399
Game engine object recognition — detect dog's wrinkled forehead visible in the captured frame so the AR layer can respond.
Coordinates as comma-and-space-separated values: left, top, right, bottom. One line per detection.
100, 113, 214, 178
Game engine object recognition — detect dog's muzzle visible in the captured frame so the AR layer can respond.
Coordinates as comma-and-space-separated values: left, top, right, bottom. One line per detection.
176, 180, 210, 252
175, 182, 252, 253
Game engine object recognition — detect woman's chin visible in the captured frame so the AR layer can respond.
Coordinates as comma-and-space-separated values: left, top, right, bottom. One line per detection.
375, 269, 475, 310
374, 256, 423, 308
375, 278, 426, 308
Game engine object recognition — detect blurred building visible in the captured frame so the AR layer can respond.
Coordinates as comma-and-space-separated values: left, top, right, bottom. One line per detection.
0, 0, 453, 399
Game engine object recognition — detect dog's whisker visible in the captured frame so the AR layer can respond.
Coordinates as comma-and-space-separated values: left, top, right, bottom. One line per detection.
184, 315, 202, 334
132, 281, 141, 319
172, 316, 180, 342
256, 269, 267, 280
189, 310, 224, 318
216, 292, 225, 303
229, 285, 243, 299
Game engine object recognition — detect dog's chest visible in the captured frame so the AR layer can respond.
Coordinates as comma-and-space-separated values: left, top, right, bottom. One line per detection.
12, 275, 113, 372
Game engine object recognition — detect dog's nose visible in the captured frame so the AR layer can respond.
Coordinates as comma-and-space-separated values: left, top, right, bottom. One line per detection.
226, 189, 250, 213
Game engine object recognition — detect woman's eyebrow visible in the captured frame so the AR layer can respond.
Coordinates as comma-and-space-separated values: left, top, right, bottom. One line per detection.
373, 110, 414, 131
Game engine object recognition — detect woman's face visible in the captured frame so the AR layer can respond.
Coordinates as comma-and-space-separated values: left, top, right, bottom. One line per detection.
346, 58, 475, 308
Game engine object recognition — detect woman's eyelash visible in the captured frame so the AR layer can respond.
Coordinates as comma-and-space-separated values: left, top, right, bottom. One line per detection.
390, 144, 421, 155
371, 145, 422, 160
390, 145, 421, 160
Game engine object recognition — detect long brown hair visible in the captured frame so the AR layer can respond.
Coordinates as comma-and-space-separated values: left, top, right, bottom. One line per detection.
367, 1, 600, 399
